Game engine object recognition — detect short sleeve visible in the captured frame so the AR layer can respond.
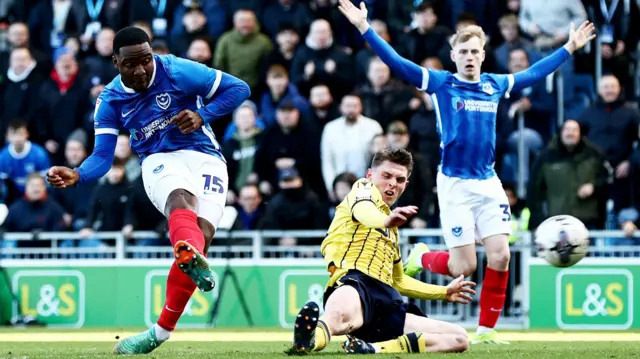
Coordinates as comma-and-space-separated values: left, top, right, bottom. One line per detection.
168, 55, 222, 100
93, 95, 120, 136
346, 179, 383, 212
422, 69, 450, 94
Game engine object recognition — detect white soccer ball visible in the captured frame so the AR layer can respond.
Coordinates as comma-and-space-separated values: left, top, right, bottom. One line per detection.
534, 215, 590, 267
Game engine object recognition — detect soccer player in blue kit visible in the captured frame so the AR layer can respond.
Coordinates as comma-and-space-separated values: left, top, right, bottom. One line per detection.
46, 27, 250, 354
338, 0, 595, 345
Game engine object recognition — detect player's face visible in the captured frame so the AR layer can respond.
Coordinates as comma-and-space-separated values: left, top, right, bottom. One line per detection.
367, 161, 409, 206
115, 43, 154, 92
451, 37, 485, 80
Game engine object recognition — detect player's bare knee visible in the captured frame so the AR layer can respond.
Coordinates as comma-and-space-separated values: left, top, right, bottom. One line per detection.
487, 248, 510, 271
164, 189, 197, 216
449, 261, 476, 278
321, 306, 353, 335
450, 333, 469, 352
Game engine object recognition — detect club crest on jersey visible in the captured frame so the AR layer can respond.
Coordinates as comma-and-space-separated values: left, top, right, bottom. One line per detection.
452, 226, 462, 237
452, 97, 464, 112
482, 82, 494, 95
156, 92, 171, 110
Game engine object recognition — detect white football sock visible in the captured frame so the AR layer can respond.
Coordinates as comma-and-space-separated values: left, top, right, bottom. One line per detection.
153, 323, 172, 341
476, 326, 493, 335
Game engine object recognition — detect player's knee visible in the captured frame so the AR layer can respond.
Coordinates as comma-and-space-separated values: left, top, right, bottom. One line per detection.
450, 333, 469, 352
164, 189, 197, 216
449, 261, 476, 278
322, 306, 353, 335
487, 248, 511, 271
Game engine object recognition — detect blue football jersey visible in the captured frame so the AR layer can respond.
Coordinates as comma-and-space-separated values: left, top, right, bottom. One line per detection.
421, 69, 514, 180
0, 142, 50, 193
93, 54, 225, 162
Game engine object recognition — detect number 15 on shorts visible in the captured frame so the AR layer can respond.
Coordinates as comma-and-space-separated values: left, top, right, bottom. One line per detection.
202, 174, 224, 194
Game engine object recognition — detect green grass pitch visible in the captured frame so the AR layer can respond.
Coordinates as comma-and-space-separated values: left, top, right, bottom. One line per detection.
0, 329, 639, 358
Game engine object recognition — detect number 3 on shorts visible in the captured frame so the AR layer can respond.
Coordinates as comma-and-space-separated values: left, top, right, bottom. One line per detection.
202, 174, 224, 193
499, 204, 511, 222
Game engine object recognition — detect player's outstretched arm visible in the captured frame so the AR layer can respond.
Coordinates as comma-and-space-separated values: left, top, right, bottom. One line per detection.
392, 261, 476, 303
338, 0, 425, 90
47, 134, 117, 188
511, 21, 595, 93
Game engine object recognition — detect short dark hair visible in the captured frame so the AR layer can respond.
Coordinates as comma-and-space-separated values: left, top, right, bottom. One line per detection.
371, 149, 414, 175
456, 12, 477, 26
7, 119, 27, 131
113, 26, 151, 56
415, 0, 435, 13
332, 172, 358, 191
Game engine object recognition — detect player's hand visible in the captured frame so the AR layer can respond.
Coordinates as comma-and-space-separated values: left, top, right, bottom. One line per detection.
564, 21, 596, 53
338, 0, 369, 33
445, 274, 476, 304
47, 166, 79, 189
169, 109, 204, 134
383, 206, 418, 228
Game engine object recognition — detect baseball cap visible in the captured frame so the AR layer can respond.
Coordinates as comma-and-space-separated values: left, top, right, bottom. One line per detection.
387, 121, 409, 134
277, 98, 297, 111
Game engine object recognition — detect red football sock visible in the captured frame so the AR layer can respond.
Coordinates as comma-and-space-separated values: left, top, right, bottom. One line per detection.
420, 251, 452, 276
478, 267, 509, 328
157, 209, 207, 332
167, 208, 205, 252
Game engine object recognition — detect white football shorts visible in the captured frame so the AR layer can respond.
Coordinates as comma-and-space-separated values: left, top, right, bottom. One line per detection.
437, 172, 512, 249
141, 149, 228, 229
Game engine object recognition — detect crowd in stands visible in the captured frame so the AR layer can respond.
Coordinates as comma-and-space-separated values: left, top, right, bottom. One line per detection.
0, 0, 639, 252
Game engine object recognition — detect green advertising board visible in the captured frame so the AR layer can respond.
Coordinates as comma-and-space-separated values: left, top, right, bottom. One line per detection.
529, 258, 636, 330
1, 260, 328, 328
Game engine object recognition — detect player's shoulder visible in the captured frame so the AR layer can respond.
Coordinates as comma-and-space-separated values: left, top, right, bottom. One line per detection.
348, 178, 381, 202
352, 178, 375, 189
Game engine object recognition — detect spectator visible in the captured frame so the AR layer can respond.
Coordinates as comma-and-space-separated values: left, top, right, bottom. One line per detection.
129, 0, 182, 39
441, 0, 501, 41
113, 132, 141, 183
123, 176, 168, 252
84, 28, 118, 81
1, 173, 65, 251
261, 24, 301, 79
321, 94, 382, 196
583, 0, 640, 96
260, 64, 310, 127
169, 4, 212, 57
498, 48, 554, 183
366, 133, 389, 166
255, 100, 324, 199
261, 0, 312, 39
133, 20, 154, 42
328, 172, 358, 217
494, 14, 539, 73
151, 39, 171, 55
290, 19, 354, 99
214, 9, 273, 92
519, 0, 587, 118
259, 168, 328, 245
0, 22, 49, 76
578, 74, 640, 213
28, 0, 84, 55
52, 129, 97, 232
222, 100, 264, 196
618, 145, 640, 240
359, 56, 420, 128
354, 20, 390, 85
308, 83, 340, 128
400, 1, 451, 65
186, 37, 214, 65
386, 121, 433, 229
0, 120, 50, 204
503, 182, 530, 244
34, 47, 88, 165
387, 0, 416, 36
528, 120, 609, 229
231, 184, 266, 230
0, 47, 43, 138
75, 159, 130, 250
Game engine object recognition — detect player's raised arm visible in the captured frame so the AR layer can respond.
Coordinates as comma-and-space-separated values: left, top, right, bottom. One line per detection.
47, 96, 118, 188
169, 56, 250, 131
392, 260, 476, 303
338, 0, 443, 92
510, 21, 595, 93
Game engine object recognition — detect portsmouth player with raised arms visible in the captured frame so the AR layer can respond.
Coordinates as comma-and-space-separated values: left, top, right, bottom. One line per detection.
338, 0, 596, 344
46, 27, 250, 354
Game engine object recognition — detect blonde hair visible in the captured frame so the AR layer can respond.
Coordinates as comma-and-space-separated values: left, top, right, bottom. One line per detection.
449, 25, 486, 47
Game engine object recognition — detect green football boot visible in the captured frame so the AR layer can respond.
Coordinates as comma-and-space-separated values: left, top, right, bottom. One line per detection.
470, 329, 510, 344
113, 326, 163, 354
403, 243, 430, 277
174, 240, 215, 292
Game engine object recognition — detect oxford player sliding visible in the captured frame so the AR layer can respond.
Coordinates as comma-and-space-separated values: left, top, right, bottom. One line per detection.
46, 27, 250, 354
338, 0, 596, 344
289, 149, 476, 355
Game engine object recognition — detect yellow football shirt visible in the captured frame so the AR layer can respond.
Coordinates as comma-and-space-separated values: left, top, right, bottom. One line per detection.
321, 178, 400, 287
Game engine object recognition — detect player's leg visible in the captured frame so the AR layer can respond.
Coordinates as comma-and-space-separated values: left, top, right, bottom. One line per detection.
471, 177, 512, 344
114, 153, 213, 355
343, 310, 469, 354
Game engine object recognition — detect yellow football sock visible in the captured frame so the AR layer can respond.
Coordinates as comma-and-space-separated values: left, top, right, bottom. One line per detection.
312, 320, 331, 352
375, 332, 426, 354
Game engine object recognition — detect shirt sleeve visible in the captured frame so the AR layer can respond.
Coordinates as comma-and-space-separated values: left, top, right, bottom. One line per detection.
92, 96, 120, 136
76, 96, 119, 183
392, 260, 448, 300
347, 179, 387, 228
168, 55, 251, 123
